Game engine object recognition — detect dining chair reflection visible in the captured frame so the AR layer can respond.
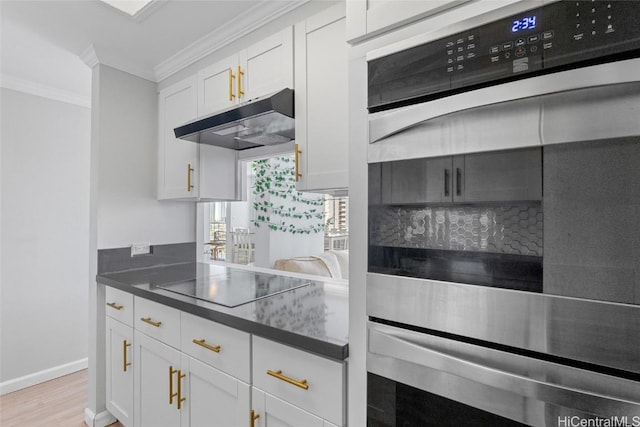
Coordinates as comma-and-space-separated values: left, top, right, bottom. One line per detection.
231, 228, 254, 264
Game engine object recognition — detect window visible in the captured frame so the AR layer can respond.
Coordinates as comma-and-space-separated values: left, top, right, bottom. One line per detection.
205, 154, 348, 267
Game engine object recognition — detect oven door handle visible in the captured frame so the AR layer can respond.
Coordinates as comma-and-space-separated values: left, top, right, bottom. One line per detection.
368, 325, 640, 416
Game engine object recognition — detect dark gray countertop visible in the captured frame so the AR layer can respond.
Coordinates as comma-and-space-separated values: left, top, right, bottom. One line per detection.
97, 262, 349, 361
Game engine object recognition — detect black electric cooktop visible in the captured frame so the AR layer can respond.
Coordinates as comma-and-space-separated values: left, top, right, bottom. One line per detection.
157, 269, 312, 307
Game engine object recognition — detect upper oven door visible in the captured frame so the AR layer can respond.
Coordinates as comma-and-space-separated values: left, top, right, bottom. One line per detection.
368, 59, 640, 163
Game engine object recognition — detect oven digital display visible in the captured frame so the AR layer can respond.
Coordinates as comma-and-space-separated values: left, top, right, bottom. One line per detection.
511, 15, 537, 32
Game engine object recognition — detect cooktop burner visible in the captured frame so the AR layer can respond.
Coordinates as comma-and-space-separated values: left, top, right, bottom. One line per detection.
157, 270, 312, 307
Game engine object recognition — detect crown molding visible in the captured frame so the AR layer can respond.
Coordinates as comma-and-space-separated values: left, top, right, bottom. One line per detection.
80, 44, 99, 69
154, 0, 310, 82
0, 74, 91, 108
79, 43, 156, 82
132, 0, 167, 22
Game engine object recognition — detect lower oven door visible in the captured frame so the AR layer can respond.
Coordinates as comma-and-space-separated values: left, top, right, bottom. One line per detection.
367, 322, 640, 427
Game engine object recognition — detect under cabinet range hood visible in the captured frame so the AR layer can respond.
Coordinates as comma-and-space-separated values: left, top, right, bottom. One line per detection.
174, 88, 294, 150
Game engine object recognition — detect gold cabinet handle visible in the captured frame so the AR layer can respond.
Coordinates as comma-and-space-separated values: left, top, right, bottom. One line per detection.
294, 144, 302, 182
106, 302, 123, 311
192, 338, 221, 353
123, 340, 132, 372
237, 65, 244, 99
266, 369, 309, 390
169, 366, 178, 405
187, 163, 194, 192
250, 409, 260, 427
177, 370, 186, 410
140, 317, 162, 328
228, 68, 236, 101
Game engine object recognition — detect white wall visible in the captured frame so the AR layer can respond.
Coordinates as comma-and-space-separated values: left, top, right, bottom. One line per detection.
0, 88, 90, 389
87, 64, 196, 423
95, 65, 195, 249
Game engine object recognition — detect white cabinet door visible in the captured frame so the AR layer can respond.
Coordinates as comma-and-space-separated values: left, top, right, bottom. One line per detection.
197, 54, 240, 117
159, 74, 241, 201
106, 317, 134, 427
198, 28, 293, 114
346, 0, 470, 43
295, 4, 349, 192
198, 144, 240, 201
252, 336, 346, 426
252, 387, 324, 427
158, 75, 199, 200
241, 28, 294, 101
134, 331, 183, 427
180, 355, 250, 427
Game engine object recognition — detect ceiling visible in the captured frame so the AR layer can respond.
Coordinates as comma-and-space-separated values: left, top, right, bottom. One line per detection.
0, 0, 308, 101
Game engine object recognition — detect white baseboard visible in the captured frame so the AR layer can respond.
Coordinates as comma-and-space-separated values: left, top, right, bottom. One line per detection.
0, 358, 88, 396
84, 407, 117, 427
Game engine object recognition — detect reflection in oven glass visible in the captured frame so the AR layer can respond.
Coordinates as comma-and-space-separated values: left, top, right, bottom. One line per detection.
367, 373, 528, 427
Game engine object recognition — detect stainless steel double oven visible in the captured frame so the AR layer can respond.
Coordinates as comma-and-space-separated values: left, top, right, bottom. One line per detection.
366, 1, 640, 425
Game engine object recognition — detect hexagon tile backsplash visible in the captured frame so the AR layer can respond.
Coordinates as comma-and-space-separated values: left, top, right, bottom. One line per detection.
369, 204, 543, 256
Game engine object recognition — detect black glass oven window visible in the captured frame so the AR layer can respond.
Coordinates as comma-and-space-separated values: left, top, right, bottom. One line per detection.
368, 373, 528, 427
367, 138, 640, 305
367, 147, 544, 293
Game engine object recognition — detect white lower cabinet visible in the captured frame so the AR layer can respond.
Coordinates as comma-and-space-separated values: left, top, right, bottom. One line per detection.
252, 336, 346, 426
133, 329, 251, 427
106, 294, 346, 427
106, 317, 134, 427
252, 387, 330, 427
181, 355, 250, 427
134, 331, 182, 427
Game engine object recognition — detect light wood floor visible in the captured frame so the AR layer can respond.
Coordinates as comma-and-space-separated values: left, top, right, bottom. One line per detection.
0, 370, 123, 427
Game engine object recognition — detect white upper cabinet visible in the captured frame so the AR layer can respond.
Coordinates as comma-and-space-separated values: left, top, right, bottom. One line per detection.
159, 27, 293, 202
197, 55, 239, 117
242, 28, 294, 101
346, 0, 471, 44
294, 4, 348, 193
158, 76, 199, 200
197, 28, 293, 117
158, 76, 241, 201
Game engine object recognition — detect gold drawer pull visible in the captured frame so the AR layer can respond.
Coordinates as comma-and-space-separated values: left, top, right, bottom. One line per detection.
192, 338, 221, 353
237, 65, 244, 98
123, 340, 132, 372
228, 68, 236, 101
106, 302, 123, 311
169, 366, 178, 405
187, 163, 194, 192
267, 369, 309, 390
294, 144, 302, 182
177, 370, 186, 410
140, 317, 162, 328
250, 409, 260, 427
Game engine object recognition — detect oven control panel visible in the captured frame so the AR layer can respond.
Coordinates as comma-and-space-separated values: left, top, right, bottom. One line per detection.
368, 1, 640, 112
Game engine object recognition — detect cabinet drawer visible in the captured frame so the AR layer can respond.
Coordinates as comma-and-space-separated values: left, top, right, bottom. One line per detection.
180, 313, 250, 383
252, 336, 346, 426
105, 287, 134, 326
134, 297, 180, 348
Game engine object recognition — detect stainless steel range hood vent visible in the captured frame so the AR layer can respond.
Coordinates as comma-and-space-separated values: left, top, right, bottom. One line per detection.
174, 88, 294, 151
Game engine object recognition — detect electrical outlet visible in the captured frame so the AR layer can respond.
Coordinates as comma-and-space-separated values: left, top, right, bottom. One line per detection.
131, 243, 151, 257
